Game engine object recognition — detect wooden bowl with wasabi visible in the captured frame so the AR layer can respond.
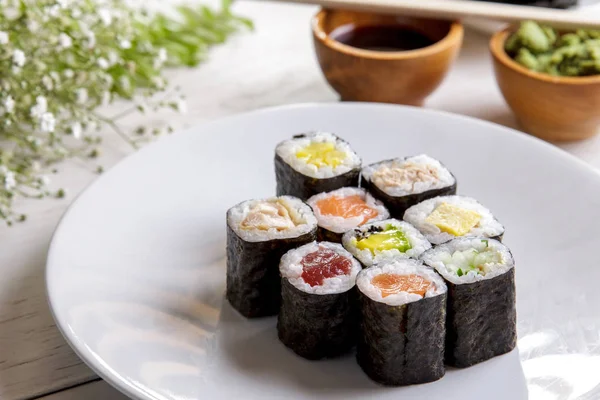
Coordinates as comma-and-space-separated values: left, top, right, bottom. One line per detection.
490, 22, 600, 142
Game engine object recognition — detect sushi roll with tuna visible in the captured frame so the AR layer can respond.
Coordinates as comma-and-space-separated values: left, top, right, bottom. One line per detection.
361, 155, 456, 218
342, 219, 431, 267
356, 259, 447, 386
275, 132, 361, 200
278, 241, 362, 360
226, 196, 317, 318
403, 195, 504, 245
307, 187, 390, 243
420, 237, 516, 367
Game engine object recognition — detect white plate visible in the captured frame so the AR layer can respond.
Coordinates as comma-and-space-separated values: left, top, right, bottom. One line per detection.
47, 103, 600, 400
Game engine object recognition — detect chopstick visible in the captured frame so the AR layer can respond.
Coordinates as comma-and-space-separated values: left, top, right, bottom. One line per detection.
263, 0, 600, 30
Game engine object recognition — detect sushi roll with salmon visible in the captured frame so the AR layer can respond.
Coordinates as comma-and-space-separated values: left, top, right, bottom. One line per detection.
226, 196, 317, 318
275, 132, 361, 200
342, 219, 431, 267
420, 237, 516, 367
278, 241, 362, 359
307, 187, 390, 243
361, 155, 456, 218
356, 259, 447, 386
403, 195, 504, 245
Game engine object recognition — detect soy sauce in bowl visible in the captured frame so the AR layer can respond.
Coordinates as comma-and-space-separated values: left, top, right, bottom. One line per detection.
330, 24, 435, 52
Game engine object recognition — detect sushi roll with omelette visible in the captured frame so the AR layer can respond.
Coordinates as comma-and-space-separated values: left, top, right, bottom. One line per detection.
361, 155, 456, 218
226, 196, 317, 318
278, 241, 362, 359
307, 187, 389, 243
404, 195, 504, 245
342, 219, 431, 267
420, 237, 516, 367
356, 259, 447, 386
275, 132, 361, 200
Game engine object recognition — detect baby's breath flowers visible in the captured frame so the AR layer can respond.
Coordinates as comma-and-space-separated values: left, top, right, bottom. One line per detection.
0, 0, 252, 225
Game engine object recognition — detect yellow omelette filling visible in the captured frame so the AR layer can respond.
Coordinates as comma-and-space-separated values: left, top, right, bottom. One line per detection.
372, 161, 439, 190
240, 201, 298, 231
295, 142, 346, 168
425, 203, 482, 236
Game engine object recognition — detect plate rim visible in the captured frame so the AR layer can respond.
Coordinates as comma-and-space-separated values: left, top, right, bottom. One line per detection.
44, 101, 599, 400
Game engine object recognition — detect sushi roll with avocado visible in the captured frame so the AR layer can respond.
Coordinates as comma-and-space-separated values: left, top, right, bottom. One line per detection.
403, 195, 504, 245
342, 219, 431, 267
307, 187, 390, 243
278, 241, 362, 360
226, 196, 317, 318
275, 132, 361, 200
420, 237, 516, 367
361, 155, 456, 218
356, 259, 447, 386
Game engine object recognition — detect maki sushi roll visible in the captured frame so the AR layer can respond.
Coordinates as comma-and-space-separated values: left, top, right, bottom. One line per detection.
342, 219, 431, 267
403, 195, 504, 245
361, 155, 456, 218
420, 237, 517, 367
356, 259, 447, 386
275, 132, 361, 200
278, 241, 362, 360
307, 187, 390, 243
226, 196, 317, 318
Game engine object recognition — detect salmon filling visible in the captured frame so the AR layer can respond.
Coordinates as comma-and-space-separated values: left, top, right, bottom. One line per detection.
240, 201, 297, 231
371, 273, 433, 298
372, 161, 439, 190
315, 194, 378, 224
301, 247, 353, 287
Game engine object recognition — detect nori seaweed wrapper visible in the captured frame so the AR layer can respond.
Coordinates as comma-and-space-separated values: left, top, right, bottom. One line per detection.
473, 0, 577, 9
278, 278, 357, 359
357, 291, 446, 386
226, 225, 316, 318
361, 158, 457, 219
444, 268, 517, 367
316, 226, 344, 243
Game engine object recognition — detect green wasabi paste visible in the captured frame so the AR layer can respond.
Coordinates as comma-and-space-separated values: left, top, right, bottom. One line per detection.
505, 21, 600, 77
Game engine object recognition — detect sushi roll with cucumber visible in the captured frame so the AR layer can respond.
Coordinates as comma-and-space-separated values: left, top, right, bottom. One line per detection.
361, 155, 456, 218
356, 259, 447, 386
342, 219, 431, 267
403, 195, 504, 245
226, 196, 317, 318
278, 241, 362, 360
307, 187, 390, 243
420, 237, 516, 367
275, 132, 361, 200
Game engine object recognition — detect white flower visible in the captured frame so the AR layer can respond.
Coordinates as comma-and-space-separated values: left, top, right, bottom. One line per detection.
63, 69, 74, 79
71, 8, 81, 18
76, 88, 88, 104
97, 58, 109, 69
4, 7, 21, 21
3, 171, 16, 190
57, 0, 68, 8
101, 91, 111, 105
30, 96, 48, 119
98, 8, 112, 26
119, 39, 131, 49
4, 96, 14, 113
85, 31, 96, 48
40, 112, 56, 132
12, 49, 25, 67
107, 51, 119, 66
47, 5, 60, 17
0, 31, 9, 45
58, 33, 72, 49
27, 20, 39, 32
176, 98, 187, 114
71, 122, 82, 139
50, 71, 60, 82
158, 48, 167, 62
42, 76, 53, 90
119, 76, 130, 91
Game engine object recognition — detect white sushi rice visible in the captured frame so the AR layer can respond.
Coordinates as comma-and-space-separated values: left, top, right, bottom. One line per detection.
307, 187, 390, 234
420, 237, 514, 285
356, 259, 447, 306
227, 196, 317, 243
403, 195, 505, 245
275, 132, 361, 179
341, 219, 432, 267
280, 241, 362, 295
361, 155, 455, 197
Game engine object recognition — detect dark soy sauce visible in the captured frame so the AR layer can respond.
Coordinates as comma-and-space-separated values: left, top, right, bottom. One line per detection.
331, 24, 435, 52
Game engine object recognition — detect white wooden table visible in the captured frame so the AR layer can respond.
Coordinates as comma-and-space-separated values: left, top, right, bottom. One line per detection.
2, 1, 600, 399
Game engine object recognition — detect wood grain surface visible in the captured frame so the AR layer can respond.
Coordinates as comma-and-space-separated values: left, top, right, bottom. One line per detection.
1, 1, 600, 399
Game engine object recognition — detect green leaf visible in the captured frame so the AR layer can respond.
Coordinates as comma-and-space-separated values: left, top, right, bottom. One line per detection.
457, 268, 464, 277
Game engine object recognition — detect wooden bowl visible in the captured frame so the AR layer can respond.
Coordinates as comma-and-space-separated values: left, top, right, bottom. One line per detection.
312, 9, 464, 106
490, 29, 600, 142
